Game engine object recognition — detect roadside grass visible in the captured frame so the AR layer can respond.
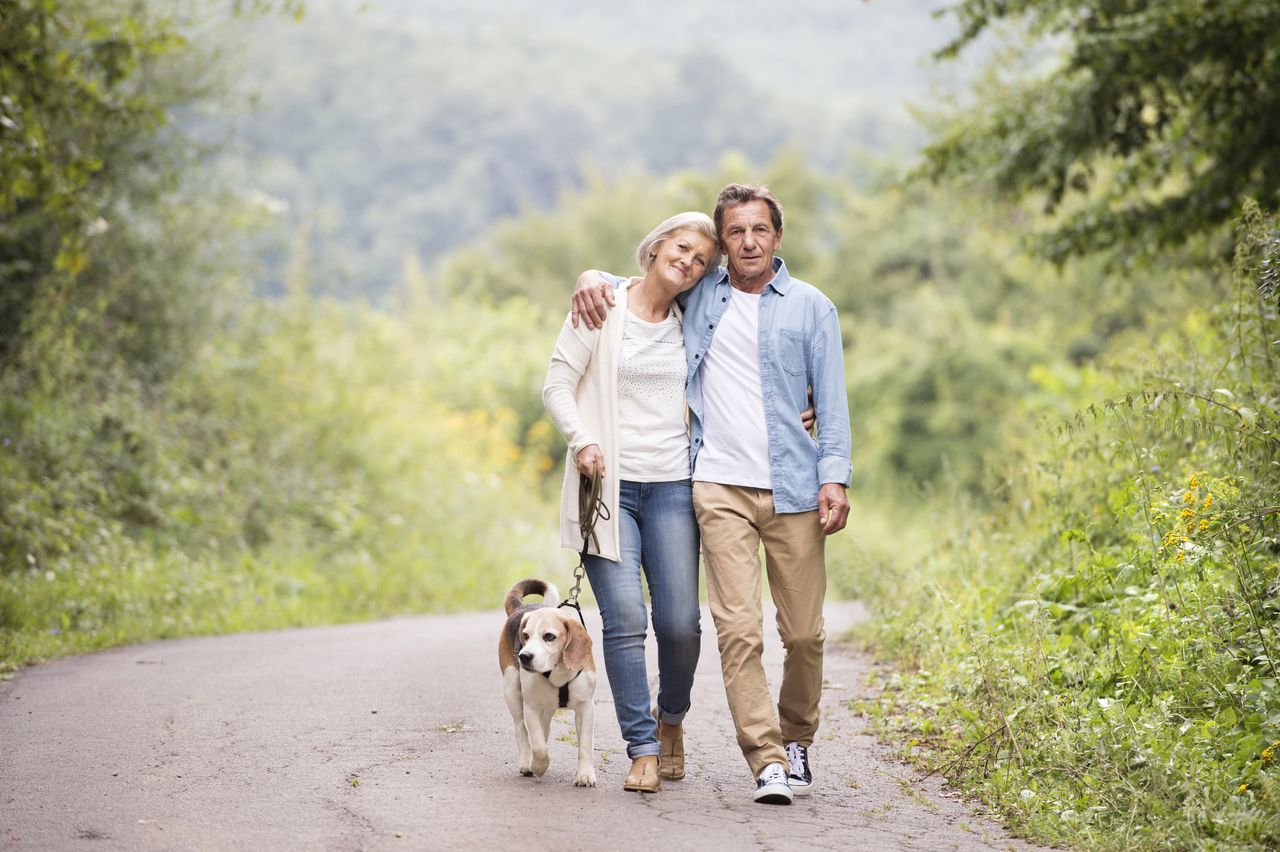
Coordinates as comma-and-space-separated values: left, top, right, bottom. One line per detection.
0, 293, 567, 676
846, 205, 1280, 849
0, 536, 547, 676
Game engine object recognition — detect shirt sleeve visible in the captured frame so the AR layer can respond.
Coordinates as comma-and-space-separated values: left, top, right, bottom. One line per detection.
811, 304, 853, 488
542, 311, 601, 457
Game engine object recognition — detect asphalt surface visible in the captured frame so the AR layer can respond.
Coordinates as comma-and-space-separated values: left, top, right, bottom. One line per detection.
1, 601, 1044, 851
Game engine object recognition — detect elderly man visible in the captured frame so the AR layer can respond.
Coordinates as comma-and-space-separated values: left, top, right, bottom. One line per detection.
572, 183, 852, 805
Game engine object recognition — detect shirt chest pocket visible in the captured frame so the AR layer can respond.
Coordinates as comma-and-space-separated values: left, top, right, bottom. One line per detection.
778, 329, 808, 376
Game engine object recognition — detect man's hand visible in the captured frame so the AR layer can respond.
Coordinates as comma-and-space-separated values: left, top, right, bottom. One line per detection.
817, 483, 849, 535
571, 271, 616, 330
800, 387, 815, 433
576, 444, 605, 477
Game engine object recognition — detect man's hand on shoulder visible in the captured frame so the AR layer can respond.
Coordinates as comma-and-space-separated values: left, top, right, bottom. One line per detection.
817, 483, 849, 535
572, 270, 616, 330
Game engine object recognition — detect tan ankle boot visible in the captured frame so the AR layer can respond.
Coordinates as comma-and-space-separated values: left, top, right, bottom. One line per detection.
623, 755, 660, 792
657, 720, 685, 780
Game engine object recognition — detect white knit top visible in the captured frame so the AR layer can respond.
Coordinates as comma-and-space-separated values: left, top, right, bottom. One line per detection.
616, 310, 690, 481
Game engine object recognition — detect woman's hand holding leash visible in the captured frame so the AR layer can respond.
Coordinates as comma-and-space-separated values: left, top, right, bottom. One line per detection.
576, 444, 605, 477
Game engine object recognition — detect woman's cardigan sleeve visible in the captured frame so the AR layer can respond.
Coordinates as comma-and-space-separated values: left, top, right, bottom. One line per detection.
541, 312, 600, 458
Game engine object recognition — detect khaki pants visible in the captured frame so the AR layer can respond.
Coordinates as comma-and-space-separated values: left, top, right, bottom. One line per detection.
693, 481, 827, 778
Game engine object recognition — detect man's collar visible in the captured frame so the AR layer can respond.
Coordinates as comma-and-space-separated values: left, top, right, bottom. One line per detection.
766, 257, 792, 294
715, 256, 793, 295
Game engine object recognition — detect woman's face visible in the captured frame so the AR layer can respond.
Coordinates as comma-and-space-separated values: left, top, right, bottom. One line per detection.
652, 229, 716, 291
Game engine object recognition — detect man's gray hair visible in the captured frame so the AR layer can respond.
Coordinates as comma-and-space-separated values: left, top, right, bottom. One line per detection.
635, 211, 722, 272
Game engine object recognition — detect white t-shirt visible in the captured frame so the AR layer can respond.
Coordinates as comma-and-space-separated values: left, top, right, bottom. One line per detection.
692, 288, 771, 489
616, 309, 691, 481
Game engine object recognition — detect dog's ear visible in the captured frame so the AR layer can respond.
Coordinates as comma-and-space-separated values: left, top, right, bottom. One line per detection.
514, 611, 532, 649
562, 616, 593, 671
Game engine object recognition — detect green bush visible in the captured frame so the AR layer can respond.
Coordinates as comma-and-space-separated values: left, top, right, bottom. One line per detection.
0, 287, 571, 673
860, 203, 1280, 849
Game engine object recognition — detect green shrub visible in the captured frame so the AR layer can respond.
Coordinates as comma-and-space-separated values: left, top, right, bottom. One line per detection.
860, 203, 1280, 849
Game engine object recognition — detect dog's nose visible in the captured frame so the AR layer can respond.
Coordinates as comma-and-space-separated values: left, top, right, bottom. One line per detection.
518, 651, 533, 665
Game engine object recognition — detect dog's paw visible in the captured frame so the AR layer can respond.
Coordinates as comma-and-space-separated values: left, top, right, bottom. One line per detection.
531, 752, 550, 777
575, 769, 597, 787
519, 768, 534, 777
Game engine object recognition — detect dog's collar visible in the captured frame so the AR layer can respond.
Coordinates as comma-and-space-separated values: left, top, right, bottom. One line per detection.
543, 668, 582, 709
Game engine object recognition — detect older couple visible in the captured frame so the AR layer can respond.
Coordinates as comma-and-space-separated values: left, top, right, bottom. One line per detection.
541, 184, 852, 804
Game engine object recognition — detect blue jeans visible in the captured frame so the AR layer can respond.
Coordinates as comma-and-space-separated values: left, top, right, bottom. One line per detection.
584, 479, 702, 759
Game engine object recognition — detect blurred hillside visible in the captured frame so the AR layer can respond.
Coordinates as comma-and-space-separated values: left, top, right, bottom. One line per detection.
208, 0, 966, 299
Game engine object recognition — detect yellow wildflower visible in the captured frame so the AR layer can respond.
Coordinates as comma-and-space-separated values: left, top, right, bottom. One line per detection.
1203, 495, 1213, 509
1199, 519, 1209, 532
1263, 747, 1274, 766
1184, 491, 1196, 503
1180, 508, 1197, 522
1176, 552, 1186, 562
1238, 783, 1249, 794
1190, 475, 1201, 488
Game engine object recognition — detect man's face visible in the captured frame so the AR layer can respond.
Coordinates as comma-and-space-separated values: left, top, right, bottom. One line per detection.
720, 200, 782, 288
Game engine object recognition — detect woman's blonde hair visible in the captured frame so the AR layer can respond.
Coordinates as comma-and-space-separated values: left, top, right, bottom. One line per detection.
634, 211, 722, 273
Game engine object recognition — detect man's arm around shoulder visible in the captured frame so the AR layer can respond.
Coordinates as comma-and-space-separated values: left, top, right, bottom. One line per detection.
571, 271, 624, 330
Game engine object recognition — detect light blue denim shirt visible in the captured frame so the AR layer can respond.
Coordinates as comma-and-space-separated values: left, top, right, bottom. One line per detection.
607, 257, 852, 513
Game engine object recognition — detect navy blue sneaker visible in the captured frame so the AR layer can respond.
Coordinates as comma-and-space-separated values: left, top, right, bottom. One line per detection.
754, 762, 793, 804
785, 741, 812, 794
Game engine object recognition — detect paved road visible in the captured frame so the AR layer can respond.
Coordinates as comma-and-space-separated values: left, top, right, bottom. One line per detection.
2, 601, 1041, 851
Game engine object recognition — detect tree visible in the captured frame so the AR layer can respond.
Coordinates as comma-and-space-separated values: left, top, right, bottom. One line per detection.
921, 0, 1280, 262
0, 0, 192, 362
0, 0, 300, 367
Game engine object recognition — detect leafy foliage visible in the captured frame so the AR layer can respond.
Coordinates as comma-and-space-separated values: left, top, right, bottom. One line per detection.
923, 0, 1280, 262
861, 204, 1280, 849
0, 0, 194, 361
0, 287, 568, 670
0, 0, 568, 671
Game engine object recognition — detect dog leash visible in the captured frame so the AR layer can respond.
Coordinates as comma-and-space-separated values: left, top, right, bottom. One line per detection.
557, 467, 609, 629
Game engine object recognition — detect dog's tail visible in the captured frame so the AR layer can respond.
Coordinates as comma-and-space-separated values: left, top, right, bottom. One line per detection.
504, 578, 560, 616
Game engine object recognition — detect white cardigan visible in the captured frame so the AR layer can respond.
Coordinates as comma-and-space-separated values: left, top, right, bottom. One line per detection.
542, 280, 684, 562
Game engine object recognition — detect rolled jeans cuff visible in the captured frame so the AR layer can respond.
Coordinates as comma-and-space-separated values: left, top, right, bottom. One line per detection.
657, 704, 689, 726
627, 741, 661, 759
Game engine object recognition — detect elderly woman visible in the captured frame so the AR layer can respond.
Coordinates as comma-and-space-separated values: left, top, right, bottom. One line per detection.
542, 212, 719, 793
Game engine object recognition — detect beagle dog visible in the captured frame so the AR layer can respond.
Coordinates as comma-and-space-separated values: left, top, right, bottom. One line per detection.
498, 578, 597, 786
